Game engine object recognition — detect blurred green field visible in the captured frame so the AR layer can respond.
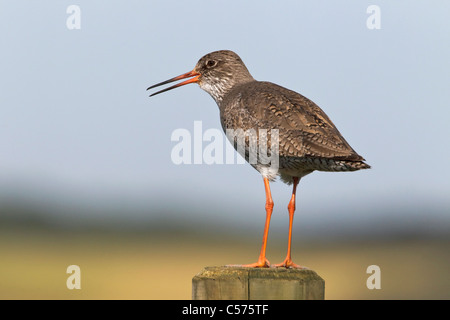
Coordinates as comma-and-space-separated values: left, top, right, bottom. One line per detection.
0, 228, 448, 300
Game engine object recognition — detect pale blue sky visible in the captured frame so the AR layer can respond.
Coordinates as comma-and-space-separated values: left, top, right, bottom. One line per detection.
0, 1, 449, 235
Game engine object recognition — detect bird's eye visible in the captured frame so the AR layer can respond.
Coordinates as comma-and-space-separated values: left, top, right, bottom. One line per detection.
206, 60, 217, 68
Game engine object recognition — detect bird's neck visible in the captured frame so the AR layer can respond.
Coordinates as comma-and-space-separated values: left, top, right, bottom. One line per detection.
200, 77, 254, 106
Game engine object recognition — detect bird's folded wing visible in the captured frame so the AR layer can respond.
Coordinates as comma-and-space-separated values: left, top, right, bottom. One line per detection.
238, 81, 365, 161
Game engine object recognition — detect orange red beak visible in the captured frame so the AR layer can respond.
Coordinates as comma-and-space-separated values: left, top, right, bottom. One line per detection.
147, 70, 200, 97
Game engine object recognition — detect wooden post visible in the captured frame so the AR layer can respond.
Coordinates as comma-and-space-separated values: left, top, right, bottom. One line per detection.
192, 266, 325, 300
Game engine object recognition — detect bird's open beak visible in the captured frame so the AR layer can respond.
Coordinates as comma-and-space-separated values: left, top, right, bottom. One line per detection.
147, 70, 200, 97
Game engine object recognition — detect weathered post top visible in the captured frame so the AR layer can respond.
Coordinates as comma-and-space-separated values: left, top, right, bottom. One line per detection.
192, 266, 325, 300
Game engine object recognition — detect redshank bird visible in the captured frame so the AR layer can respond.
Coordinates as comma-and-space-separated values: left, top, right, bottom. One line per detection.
147, 50, 370, 268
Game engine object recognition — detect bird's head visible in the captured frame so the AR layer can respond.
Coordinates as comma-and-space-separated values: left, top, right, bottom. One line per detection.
147, 50, 254, 103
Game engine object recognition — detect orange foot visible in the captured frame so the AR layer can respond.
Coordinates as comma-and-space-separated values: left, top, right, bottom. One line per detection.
242, 258, 271, 268
227, 257, 270, 268
273, 258, 307, 269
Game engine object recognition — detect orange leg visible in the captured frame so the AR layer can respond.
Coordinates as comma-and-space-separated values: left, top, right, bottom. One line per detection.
242, 177, 274, 268
274, 177, 306, 269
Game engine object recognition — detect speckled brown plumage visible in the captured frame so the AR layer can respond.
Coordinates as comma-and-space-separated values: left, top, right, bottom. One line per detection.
148, 50, 370, 181
219, 80, 370, 183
